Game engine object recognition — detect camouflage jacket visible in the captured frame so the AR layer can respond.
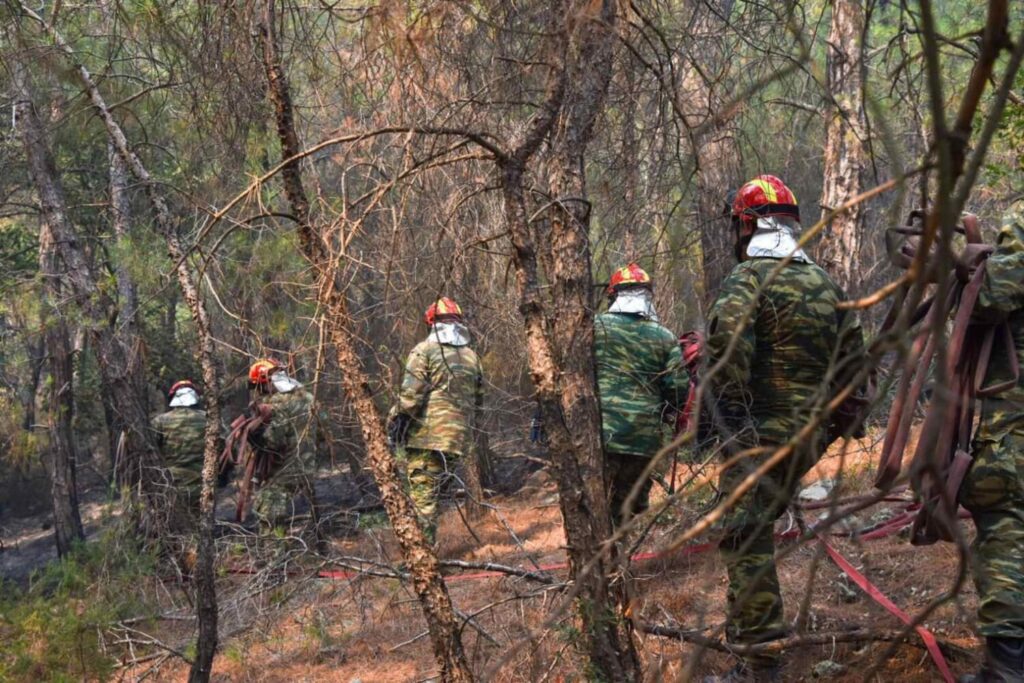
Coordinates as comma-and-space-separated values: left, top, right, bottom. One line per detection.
595, 312, 689, 457
151, 407, 206, 475
395, 337, 483, 455
705, 257, 865, 447
974, 201, 1024, 441
254, 389, 317, 460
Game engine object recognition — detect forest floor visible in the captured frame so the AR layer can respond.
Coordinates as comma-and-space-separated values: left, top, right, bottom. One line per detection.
1, 435, 983, 682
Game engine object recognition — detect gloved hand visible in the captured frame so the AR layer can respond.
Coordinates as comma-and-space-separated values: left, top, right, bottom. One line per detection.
955, 243, 994, 282
387, 413, 412, 448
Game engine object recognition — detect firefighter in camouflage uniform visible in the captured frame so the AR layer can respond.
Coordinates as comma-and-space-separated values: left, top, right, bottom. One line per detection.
246, 359, 319, 532
704, 175, 865, 682
152, 380, 208, 522
389, 297, 483, 545
958, 200, 1024, 682
596, 263, 689, 527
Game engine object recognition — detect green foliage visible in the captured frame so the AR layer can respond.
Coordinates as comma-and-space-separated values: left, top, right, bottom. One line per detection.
0, 221, 38, 294
0, 535, 159, 682
0, 392, 44, 467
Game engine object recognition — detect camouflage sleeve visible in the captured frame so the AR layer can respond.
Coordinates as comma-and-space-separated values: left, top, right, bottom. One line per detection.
659, 332, 689, 412
396, 344, 433, 416
976, 206, 1024, 320
150, 415, 166, 451
706, 264, 758, 415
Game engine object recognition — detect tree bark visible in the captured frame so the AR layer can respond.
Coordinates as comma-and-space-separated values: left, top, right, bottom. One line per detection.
461, 442, 487, 520
17, 12, 227, 679
12, 58, 86, 557
10, 53, 164, 519
23, 336, 45, 431
817, 0, 867, 291
679, 1, 743, 302
255, 3, 472, 680
500, 2, 642, 679
41, 320, 85, 557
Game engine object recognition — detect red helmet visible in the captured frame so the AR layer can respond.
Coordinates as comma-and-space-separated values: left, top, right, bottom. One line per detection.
168, 379, 197, 398
248, 359, 280, 385
424, 297, 463, 325
607, 263, 652, 295
732, 175, 800, 223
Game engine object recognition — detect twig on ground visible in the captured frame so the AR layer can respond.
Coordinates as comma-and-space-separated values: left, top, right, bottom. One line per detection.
641, 623, 972, 659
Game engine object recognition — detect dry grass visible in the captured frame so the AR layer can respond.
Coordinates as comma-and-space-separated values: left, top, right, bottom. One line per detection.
145, 434, 981, 682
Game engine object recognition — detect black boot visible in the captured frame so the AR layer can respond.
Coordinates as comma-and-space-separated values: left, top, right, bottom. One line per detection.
960, 637, 1024, 683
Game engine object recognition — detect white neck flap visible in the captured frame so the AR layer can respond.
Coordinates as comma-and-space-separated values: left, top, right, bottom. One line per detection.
271, 372, 302, 394
747, 216, 813, 264
428, 322, 471, 347
169, 387, 200, 408
609, 288, 659, 321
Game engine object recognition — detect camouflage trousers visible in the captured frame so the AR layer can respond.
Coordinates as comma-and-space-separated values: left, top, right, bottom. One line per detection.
404, 448, 457, 544
717, 441, 818, 657
253, 449, 318, 533
168, 465, 203, 523
960, 431, 1024, 639
606, 452, 653, 528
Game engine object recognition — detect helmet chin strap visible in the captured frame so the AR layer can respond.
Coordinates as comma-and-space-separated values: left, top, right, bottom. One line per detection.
734, 229, 753, 263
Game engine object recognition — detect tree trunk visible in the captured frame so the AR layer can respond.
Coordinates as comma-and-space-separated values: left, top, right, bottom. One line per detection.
23, 336, 45, 431
11, 55, 164, 518
461, 444, 487, 520
13, 59, 85, 557
817, 0, 867, 291
42, 320, 85, 557
693, 125, 742, 301
679, 1, 743, 302
22, 14, 226, 679
254, 3, 472, 680
499, 2, 642, 679
98, 142, 155, 499
43, 321, 85, 557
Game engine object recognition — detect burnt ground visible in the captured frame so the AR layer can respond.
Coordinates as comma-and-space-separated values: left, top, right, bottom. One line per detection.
4, 436, 985, 681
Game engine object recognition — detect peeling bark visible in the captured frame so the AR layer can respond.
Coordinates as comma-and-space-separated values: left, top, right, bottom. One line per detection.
817, 0, 867, 291
255, 3, 472, 680
500, 2, 642, 678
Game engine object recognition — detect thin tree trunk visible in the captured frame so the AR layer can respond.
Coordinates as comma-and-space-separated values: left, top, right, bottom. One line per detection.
817, 0, 867, 291
254, 3, 472, 680
12, 58, 85, 557
543, 0, 641, 676
42, 320, 85, 557
693, 126, 742, 301
23, 336, 45, 431
17, 12, 226, 679
461, 444, 487, 520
